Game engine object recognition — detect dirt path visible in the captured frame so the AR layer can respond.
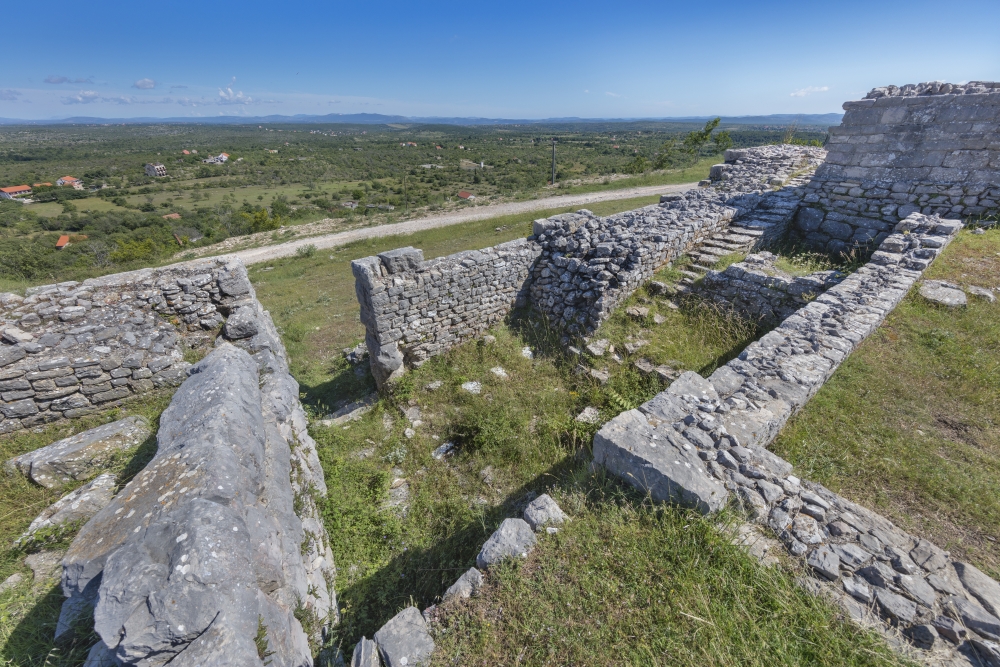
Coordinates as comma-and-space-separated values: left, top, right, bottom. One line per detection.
206, 182, 698, 266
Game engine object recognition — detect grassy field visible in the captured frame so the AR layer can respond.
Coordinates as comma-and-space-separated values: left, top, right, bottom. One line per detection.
0, 393, 172, 667
770, 227, 1000, 576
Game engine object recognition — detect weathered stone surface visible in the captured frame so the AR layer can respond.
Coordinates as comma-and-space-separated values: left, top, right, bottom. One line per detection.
806, 545, 840, 581
8, 416, 149, 489
476, 518, 537, 569
443, 567, 483, 601
946, 595, 1000, 641
223, 303, 260, 339
955, 561, 1000, 618
374, 606, 435, 667
970, 639, 1000, 667
20, 473, 117, 543
25, 550, 63, 582
350, 637, 379, 667
920, 280, 967, 307
875, 588, 917, 624
523, 494, 568, 532
58, 345, 316, 666
593, 408, 728, 515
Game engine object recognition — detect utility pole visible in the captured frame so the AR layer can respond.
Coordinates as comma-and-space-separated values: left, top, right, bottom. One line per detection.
403, 172, 407, 216
551, 137, 557, 185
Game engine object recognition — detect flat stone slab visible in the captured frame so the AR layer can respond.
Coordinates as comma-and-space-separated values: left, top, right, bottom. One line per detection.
919, 280, 967, 307
955, 561, 1000, 618
523, 494, 568, 532
8, 416, 149, 488
593, 408, 728, 514
374, 606, 435, 667
19, 473, 117, 544
476, 518, 537, 569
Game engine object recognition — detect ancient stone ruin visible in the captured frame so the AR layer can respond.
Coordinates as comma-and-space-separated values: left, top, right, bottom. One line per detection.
1, 259, 335, 666
349, 82, 1000, 665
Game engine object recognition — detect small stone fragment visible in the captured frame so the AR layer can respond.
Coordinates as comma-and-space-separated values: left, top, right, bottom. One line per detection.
931, 615, 967, 644
476, 518, 537, 569
919, 280, 967, 307
461, 381, 482, 394
875, 588, 917, 624
807, 545, 840, 580
842, 576, 872, 603
443, 568, 483, 601
904, 624, 937, 649
351, 637, 379, 667
373, 606, 435, 667
575, 406, 600, 424
0, 572, 23, 594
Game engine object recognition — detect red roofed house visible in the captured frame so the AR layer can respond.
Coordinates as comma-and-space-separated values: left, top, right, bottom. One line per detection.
162, 213, 181, 220
57, 176, 84, 190
0, 185, 31, 199
182, 150, 190, 155
457, 191, 476, 200
32, 182, 52, 188
55, 234, 87, 249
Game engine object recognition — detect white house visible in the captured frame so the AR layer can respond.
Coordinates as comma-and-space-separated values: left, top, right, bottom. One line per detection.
145, 163, 167, 177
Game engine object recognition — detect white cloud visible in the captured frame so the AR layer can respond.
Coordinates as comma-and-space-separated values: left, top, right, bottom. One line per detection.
62, 90, 102, 104
790, 86, 830, 98
46, 75, 92, 84
170, 84, 188, 89
583, 89, 590, 94
605, 91, 620, 97
133, 78, 156, 90
0, 89, 21, 101
218, 76, 256, 105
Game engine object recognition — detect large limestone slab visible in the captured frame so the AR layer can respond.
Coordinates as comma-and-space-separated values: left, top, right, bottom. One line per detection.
593, 408, 728, 514
59, 344, 313, 667
374, 606, 435, 667
8, 416, 149, 488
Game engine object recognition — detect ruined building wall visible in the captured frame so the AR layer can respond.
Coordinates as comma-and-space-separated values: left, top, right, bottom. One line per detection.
0, 258, 336, 666
355, 146, 824, 384
793, 81, 1000, 254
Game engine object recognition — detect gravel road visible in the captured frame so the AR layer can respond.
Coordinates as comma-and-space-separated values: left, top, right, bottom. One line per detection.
216, 181, 698, 266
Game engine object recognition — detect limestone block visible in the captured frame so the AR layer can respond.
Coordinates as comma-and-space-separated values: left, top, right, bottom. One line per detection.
379, 247, 424, 274
223, 303, 260, 339
919, 280, 967, 307
593, 409, 728, 514
374, 606, 435, 667
8, 416, 149, 488
476, 518, 537, 569
351, 638, 379, 667
20, 473, 117, 542
523, 494, 568, 532
443, 567, 483, 601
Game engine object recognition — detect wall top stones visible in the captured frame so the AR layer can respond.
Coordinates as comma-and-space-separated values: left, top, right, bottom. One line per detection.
862, 81, 1000, 100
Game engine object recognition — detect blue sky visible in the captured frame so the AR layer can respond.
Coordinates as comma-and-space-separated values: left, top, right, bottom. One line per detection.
1, 0, 998, 120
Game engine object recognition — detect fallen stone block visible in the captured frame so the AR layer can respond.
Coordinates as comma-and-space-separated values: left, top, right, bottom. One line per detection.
8, 416, 149, 489
19, 473, 117, 544
954, 561, 1000, 618
919, 280, 966, 307
443, 567, 483, 601
946, 595, 1000, 641
351, 637, 379, 667
523, 494, 568, 532
593, 408, 728, 514
476, 518, 537, 569
374, 606, 435, 667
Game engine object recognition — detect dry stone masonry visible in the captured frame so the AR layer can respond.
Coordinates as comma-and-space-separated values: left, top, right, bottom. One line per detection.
593, 213, 1000, 661
0, 257, 252, 435
792, 81, 1000, 254
692, 252, 845, 324
0, 257, 336, 666
355, 146, 824, 385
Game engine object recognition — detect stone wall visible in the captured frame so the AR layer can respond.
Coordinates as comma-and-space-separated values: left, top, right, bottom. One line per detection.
352, 239, 540, 386
593, 214, 1000, 659
530, 145, 824, 335
0, 257, 251, 434
355, 146, 824, 385
0, 257, 336, 666
792, 81, 1000, 254
693, 252, 844, 323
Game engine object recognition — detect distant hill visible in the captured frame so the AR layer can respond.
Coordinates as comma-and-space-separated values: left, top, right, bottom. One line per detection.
0, 112, 843, 127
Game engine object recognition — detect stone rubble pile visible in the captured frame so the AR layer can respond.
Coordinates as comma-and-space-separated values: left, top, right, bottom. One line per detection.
693, 251, 845, 323
0, 257, 254, 434
865, 81, 1000, 98
593, 214, 1000, 661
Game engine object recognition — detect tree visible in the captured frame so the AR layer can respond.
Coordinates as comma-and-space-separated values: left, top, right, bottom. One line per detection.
654, 118, 729, 169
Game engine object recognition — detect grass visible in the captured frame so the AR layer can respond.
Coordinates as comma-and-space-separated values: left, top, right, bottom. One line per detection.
0, 393, 172, 667
250, 194, 666, 415
431, 476, 905, 667
770, 227, 1000, 576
